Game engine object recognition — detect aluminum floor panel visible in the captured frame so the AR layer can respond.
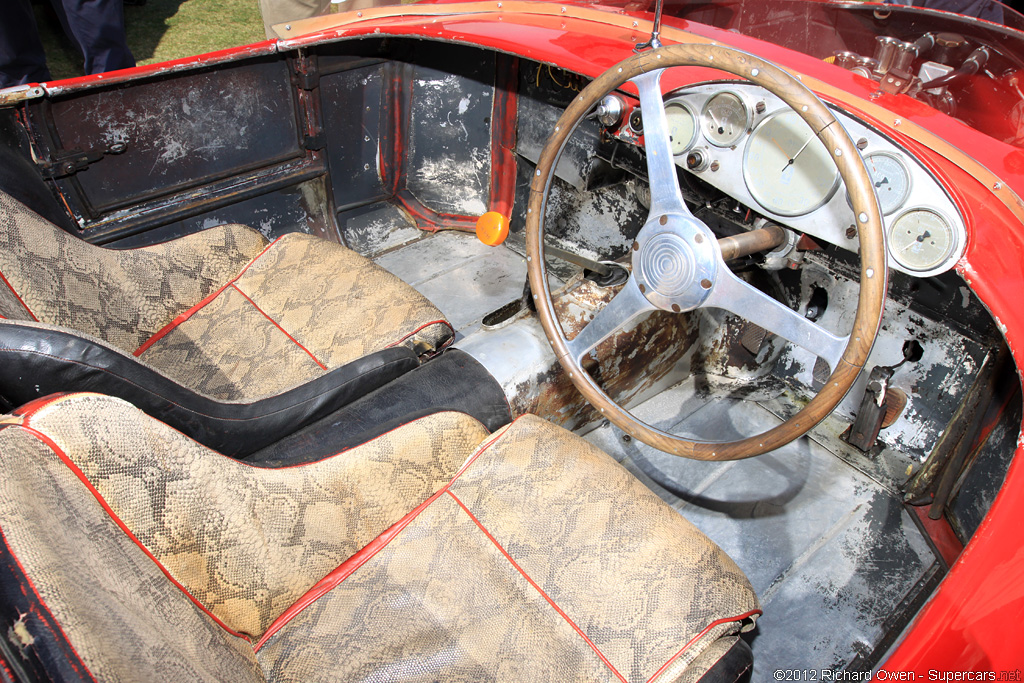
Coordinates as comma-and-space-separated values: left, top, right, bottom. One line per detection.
585, 381, 941, 676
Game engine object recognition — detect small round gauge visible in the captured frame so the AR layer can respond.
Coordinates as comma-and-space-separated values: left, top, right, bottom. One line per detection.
700, 92, 750, 147
888, 208, 956, 272
665, 102, 698, 155
848, 152, 911, 215
742, 110, 840, 217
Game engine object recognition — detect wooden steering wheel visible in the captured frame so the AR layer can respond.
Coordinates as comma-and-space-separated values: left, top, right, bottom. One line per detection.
525, 44, 887, 460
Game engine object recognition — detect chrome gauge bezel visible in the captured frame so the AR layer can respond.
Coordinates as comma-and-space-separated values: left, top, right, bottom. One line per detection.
664, 100, 700, 156
700, 91, 751, 148
849, 151, 912, 216
887, 207, 958, 274
742, 109, 841, 217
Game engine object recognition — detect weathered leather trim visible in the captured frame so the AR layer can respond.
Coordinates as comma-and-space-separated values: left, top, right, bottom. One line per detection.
0, 322, 419, 457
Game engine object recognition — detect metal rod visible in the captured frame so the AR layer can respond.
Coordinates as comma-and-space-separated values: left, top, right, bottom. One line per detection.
717, 225, 787, 261
634, 0, 664, 53
544, 244, 612, 276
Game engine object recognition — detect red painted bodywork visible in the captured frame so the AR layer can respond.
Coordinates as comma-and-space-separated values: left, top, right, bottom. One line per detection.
17, 0, 1024, 671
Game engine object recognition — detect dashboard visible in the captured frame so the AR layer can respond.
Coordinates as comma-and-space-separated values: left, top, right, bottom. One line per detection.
616, 83, 967, 277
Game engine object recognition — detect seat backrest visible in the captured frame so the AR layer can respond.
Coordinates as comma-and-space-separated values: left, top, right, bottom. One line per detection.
0, 190, 268, 353
0, 393, 489, 640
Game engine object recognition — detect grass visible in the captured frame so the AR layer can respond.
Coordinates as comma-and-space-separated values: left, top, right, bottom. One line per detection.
36, 0, 266, 81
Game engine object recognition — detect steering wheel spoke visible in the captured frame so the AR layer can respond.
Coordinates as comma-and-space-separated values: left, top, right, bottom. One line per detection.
703, 269, 848, 371
527, 44, 886, 460
565, 275, 657, 363
632, 70, 692, 219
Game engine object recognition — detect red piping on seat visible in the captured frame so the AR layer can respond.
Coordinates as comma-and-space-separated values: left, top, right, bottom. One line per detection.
0, 270, 38, 322
229, 284, 328, 370
447, 490, 629, 683
645, 609, 762, 683
253, 420, 519, 651
134, 236, 283, 357
15, 425, 253, 644
13, 393, 73, 417
0, 525, 98, 682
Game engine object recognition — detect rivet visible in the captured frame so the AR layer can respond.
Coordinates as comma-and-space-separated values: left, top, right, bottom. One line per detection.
497, 1, 502, 6
363, 163, 370, 170
533, 294, 538, 300
632, 241, 640, 251
893, 118, 902, 126
671, 303, 681, 312
700, 278, 712, 289
356, 11, 362, 16
561, 5, 566, 11
994, 182, 1003, 190
364, 136, 370, 142
527, 256, 532, 262
858, 212, 868, 223
751, 68, 759, 77
639, 283, 646, 293
834, 149, 842, 157
866, 268, 874, 278
659, 215, 667, 225
694, 233, 703, 243
536, 170, 541, 176
285, 23, 292, 30
618, 67, 623, 72
632, 20, 638, 27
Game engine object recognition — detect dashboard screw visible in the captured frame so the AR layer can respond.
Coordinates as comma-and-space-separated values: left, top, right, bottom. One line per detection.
994, 182, 1003, 190
710, 161, 720, 172
856, 138, 868, 150
846, 226, 857, 239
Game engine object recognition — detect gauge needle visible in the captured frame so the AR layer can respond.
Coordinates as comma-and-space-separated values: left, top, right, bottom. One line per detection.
901, 231, 931, 251
875, 177, 890, 188
708, 110, 724, 133
781, 136, 814, 173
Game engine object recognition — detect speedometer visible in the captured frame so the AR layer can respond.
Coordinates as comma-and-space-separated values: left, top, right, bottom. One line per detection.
743, 110, 840, 217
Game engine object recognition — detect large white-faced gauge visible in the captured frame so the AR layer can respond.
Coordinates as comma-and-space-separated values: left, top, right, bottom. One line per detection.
889, 208, 956, 272
743, 109, 840, 217
700, 92, 750, 147
852, 152, 911, 215
665, 101, 698, 155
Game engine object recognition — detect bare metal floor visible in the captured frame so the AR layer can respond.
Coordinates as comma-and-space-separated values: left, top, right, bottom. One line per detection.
375, 229, 940, 675
585, 381, 940, 675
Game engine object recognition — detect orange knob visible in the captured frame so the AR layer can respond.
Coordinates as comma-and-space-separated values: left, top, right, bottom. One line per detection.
476, 211, 510, 246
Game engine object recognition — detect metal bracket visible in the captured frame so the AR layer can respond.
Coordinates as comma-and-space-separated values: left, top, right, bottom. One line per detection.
37, 141, 127, 180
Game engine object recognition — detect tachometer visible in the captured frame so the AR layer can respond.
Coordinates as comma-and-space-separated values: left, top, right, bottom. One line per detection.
665, 102, 698, 155
888, 208, 956, 272
743, 110, 840, 217
701, 92, 750, 147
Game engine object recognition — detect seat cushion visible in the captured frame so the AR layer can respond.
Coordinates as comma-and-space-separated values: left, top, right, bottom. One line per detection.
5, 393, 489, 638
0, 394, 759, 682
254, 416, 760, 682
0, 189, 268, 350
0, 189, 453, 404
136, 233, 453, 401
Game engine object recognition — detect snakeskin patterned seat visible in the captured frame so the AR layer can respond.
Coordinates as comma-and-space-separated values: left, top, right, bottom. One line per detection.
0, 393, 760, 682
0, 190, 453, 456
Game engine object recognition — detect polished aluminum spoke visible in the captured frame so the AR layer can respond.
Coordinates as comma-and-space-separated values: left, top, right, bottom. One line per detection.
565, 275, 657, 363
704, 268, 848, 370
632, 70, 693, 220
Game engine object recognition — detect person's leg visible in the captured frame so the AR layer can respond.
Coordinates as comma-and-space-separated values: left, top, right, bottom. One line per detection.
260, 0, 332, 39
0, 0, 51, 87
56, 0, 135, 76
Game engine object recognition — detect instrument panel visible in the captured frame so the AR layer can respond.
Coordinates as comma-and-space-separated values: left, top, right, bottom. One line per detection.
645, 83, 966, 277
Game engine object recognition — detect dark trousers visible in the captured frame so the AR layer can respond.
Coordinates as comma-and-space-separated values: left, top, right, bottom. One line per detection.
0, 0, 136, 88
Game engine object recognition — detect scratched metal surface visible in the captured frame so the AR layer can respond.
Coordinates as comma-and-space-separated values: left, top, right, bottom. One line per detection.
585, 381, 942, 676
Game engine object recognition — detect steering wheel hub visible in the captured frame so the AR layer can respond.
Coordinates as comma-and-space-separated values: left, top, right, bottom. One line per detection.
634, 214, 718, 311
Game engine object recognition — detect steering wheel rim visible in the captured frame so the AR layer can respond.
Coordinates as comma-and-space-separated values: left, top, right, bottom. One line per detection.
525, 44, 887, 461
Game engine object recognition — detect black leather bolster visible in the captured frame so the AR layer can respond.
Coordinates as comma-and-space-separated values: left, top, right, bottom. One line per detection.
0, 323, 419, 458
246, 349, 513, 467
